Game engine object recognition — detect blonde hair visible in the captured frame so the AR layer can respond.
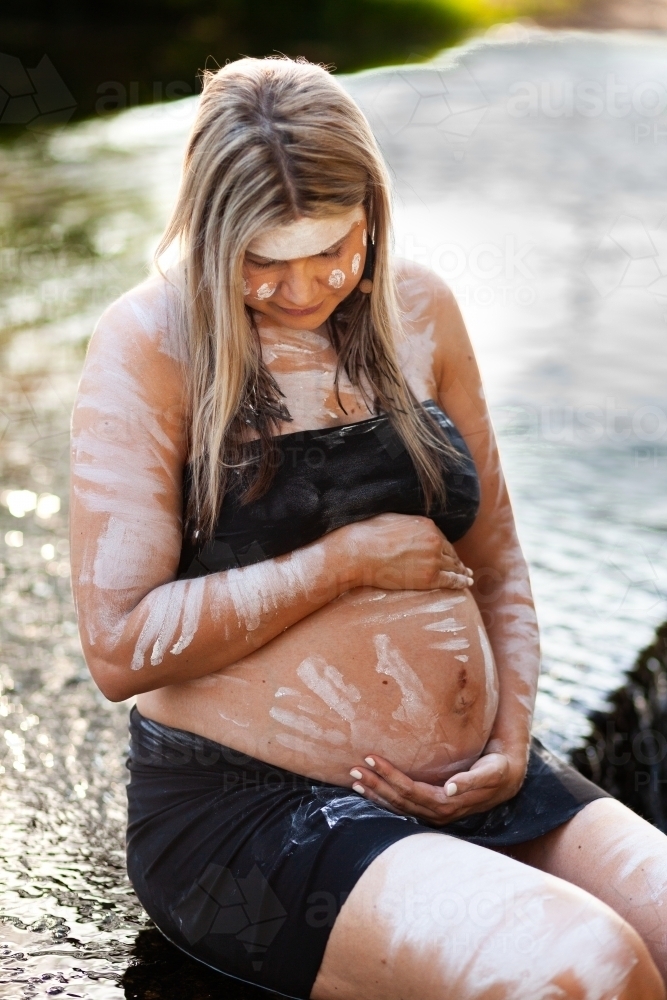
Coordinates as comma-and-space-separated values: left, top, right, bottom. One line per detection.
158, 57, 458, 538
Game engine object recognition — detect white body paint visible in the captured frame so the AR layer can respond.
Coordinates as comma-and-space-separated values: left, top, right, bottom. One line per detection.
247, 206, 365, 260
351, 253, 361, 275
478, 623, 499, 732
226, 543, 325, 632
255, 281, 277, 300
327, 269, 346, 289
72, 279, 188, 658
374, 634, 434, 732
363, 835, 636, 1000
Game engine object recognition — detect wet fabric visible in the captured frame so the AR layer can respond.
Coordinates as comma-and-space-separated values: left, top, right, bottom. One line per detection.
126, 707, 609, 1000
177, 399, 480, 578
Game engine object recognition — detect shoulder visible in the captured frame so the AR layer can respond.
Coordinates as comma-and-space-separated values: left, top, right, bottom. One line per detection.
75, 272, 188, 445
89, 270, 186, 367
392, 258, 470, 397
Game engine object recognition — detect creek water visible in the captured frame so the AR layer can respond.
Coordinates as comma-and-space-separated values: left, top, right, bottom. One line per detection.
1, 26, 667, 999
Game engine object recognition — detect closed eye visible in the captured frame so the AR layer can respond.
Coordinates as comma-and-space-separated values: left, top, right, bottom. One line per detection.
319, 246, 344, 259
247, 257, 279, 269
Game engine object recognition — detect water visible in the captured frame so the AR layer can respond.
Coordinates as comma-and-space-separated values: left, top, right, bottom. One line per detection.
1, 26, 667, 998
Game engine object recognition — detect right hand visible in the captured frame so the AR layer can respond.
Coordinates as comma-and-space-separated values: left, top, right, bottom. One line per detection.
340, 512, 474, 591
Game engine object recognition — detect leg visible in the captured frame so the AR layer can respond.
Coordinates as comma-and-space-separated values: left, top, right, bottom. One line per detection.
510, 798, 667, 982
311, 831, 664, 1000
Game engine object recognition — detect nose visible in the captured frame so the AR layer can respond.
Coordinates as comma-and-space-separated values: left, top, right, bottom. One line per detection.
280, 260, 321, 306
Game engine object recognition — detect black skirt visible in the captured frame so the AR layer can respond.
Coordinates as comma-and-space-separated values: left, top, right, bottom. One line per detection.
125, 706, 609, 1000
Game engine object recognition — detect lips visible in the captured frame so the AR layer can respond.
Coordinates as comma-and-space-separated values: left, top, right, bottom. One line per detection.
277, 302, 324, 317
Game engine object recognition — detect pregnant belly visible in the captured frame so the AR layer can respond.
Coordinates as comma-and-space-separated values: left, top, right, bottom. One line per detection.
138, 587, 499, 786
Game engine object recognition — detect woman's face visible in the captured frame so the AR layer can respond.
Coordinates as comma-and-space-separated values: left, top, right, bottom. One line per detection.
242, 206, 368, 329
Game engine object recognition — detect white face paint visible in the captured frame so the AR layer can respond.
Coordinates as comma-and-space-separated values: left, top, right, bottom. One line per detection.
255, 282, 277, 300
248, 205, 365, 260
242, 278, 251, 295
351, 253, 361, 275
362, 229, 367, 247
327, 269, 346, 289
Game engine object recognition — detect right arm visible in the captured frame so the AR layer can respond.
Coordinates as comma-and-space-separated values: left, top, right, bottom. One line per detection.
70, 286, 470, 703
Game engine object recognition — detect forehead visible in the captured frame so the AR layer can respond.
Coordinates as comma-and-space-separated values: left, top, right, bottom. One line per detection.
247, 205, 365, 261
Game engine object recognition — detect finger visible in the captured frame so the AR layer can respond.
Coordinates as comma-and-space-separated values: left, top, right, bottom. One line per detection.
437, 570, 472, 590
350, 762, 416, 808
440, 552, 468, 575
350, 782, 408, 817
359, 766, 462, 820
443, 756, 508, 798
359, 755, 416, 796
352, 766, 441, 818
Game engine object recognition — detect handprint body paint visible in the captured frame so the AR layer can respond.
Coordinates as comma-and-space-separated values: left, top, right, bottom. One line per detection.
168, 579, 497, 786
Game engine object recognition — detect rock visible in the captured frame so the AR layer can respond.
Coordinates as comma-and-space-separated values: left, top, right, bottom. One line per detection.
572, 620, 667, 831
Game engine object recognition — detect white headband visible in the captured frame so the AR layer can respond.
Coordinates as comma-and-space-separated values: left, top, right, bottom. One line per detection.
247, 206, 365, 261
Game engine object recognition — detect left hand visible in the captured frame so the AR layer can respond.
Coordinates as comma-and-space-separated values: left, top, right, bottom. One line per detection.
349, 745, 529, 826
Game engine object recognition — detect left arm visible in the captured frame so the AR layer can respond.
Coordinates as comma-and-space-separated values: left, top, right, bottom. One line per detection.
352, 267, 540, 823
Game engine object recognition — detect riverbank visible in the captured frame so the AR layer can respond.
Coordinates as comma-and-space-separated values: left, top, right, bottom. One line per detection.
536, 0, 667, 30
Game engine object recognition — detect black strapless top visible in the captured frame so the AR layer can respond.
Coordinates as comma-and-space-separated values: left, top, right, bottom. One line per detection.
177, 399, 480, 579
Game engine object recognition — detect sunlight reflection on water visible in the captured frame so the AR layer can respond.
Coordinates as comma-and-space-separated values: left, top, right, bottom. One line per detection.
1, 27, 666, 999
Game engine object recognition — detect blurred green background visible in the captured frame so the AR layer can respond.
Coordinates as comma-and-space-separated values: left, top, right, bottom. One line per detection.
0, 0, 563, 120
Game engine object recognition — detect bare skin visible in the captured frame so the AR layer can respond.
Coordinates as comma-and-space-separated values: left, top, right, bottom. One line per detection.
71, 209, 667, 995
312, 828, 666, 1000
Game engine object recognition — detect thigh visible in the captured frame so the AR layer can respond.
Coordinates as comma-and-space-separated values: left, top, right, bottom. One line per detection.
311, 831, 663, 1000
510, 798, 667, 979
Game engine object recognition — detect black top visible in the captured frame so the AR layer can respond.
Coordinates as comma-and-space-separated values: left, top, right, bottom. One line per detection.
177, 399, 480, 579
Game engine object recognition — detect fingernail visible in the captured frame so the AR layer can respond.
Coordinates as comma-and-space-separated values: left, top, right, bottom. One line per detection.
352, 782, 365, 795
350, 768, 363, 780
365, 757, 376, 767
466, 577, 474, 586
446, 782, 458, 796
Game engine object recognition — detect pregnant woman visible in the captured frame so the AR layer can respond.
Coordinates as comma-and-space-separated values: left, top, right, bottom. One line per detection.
71, 58, 667, 999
